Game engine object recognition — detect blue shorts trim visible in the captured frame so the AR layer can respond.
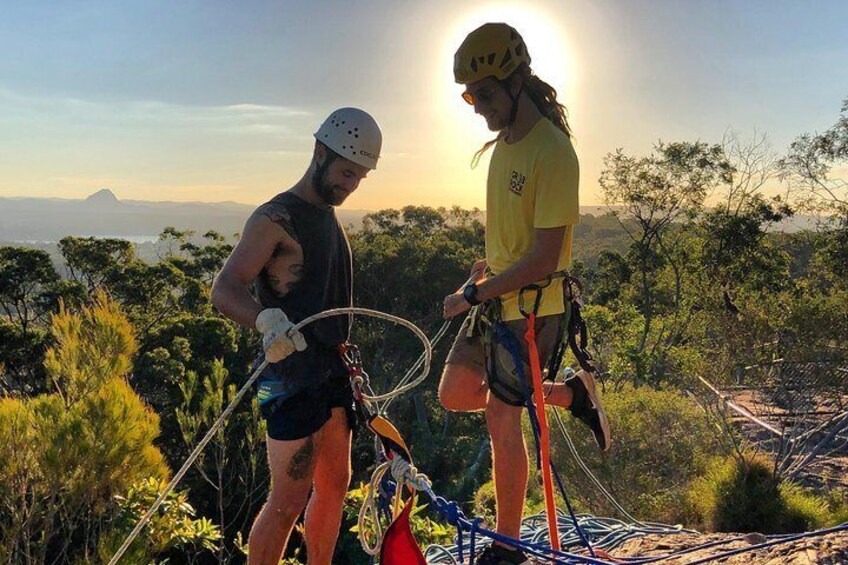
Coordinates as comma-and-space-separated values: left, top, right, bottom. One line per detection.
264, 374, 356, 441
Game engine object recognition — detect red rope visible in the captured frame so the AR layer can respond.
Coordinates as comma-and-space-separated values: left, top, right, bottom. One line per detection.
524, 313, 561, 551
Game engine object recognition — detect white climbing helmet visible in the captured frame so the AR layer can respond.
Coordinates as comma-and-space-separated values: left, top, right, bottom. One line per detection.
313, 107, 382, 170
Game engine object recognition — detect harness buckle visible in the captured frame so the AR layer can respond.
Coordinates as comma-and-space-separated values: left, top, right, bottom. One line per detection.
339, 341, 368, 401
518, 284, 543, 319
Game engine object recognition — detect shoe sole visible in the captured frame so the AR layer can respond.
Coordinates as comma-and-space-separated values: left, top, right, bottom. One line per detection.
576, 371, 611, 451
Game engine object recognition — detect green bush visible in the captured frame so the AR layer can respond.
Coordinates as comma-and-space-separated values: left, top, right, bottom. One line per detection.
779, 483, 832, 531
546, 383, 722, 525
826, 489, 848, 526
688, 453, 836, 533
97, 477, 220, 562
472, 480, 497, 528
0, 292, 190, 562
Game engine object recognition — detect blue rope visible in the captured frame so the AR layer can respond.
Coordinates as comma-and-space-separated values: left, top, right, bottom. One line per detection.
468, 518, 483, 565
425, 487, 617, 564
378, 470, 396, 524
550, 460, 596, 557
423, 492, 848, 565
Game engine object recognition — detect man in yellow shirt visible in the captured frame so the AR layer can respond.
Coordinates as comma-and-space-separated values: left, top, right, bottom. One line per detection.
440, 23, 610, 565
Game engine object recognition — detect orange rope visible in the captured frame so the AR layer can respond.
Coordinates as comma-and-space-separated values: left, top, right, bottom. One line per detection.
524, 312, 561, 551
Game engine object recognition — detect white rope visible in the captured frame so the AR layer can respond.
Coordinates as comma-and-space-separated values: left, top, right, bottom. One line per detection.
384, 319, 452, 411
358, 461, 391, 556
551, 406, 643, 525
357, 451, 433, 555
109, 307, 432, 564
294, 307, 432, 403
389, 453, 432, 492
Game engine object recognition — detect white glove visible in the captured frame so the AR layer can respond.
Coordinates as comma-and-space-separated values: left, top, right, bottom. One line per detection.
254, 309, 307, 363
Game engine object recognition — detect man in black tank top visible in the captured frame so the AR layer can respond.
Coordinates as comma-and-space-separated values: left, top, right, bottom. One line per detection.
212, 108, 381, 565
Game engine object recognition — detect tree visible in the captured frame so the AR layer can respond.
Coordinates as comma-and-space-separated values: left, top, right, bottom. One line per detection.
0, 247, 69, 395
780, 97, 848, 282
58, 236, 135, 291
599, 141, 733, 383
703, 131, 792, 283
175, 361, 267, 563
0, 247, 59, 335
162, 229, 234, 286
0, 290, 210, 563
781, 97, 848, 218
589, 250, 632, 305
0, 321, 51, 396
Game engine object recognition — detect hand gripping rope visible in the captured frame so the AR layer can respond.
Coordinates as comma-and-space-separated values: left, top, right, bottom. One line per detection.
108, 307, 433, 565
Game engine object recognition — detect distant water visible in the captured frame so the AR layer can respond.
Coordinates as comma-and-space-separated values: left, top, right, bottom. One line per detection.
14, 235, 159, 244
96, 235, 159, 243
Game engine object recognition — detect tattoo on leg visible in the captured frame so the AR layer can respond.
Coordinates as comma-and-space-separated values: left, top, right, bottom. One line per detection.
288, 437, 315, 480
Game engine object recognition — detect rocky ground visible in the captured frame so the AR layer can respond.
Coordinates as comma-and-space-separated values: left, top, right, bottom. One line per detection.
607, 528, 848, 564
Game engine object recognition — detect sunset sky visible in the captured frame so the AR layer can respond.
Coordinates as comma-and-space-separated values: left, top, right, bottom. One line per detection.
1, 0, 846, 210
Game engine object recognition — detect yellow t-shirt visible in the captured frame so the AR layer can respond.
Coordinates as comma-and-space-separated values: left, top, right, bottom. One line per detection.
486, 118, 580, 321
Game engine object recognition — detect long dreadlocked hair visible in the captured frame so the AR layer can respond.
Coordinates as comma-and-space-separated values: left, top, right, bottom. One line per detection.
471, 64, 574, 168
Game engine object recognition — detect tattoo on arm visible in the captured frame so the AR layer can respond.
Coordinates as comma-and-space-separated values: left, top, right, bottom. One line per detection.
257, 202, 299, 243
263, 271, 282, 289
260, 263, 304, 297
287, 436, 315, 480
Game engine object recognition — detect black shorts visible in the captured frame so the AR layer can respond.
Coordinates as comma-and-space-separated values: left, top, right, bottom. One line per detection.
256, 344, 358, 441
264, 373, 357, 441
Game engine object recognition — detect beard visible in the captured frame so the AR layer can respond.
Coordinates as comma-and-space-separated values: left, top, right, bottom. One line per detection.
486, 115, 506, 132
312, 162, 348, 206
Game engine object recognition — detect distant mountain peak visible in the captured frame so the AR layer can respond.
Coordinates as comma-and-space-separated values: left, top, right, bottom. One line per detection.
86, 189, 120, 204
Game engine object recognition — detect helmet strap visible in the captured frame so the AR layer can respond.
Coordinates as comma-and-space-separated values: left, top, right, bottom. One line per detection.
312, 144, 338, 188
503, 75, 525, 130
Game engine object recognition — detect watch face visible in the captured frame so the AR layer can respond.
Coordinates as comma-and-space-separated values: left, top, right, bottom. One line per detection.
463, 283, 479, 304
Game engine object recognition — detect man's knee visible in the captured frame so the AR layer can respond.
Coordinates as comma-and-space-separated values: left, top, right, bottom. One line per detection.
439, 365, 457, 410
265, 486, 310, 522
438, 363, 484, 411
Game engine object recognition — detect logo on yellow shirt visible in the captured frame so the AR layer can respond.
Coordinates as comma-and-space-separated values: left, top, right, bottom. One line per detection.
509, 170, 526, 195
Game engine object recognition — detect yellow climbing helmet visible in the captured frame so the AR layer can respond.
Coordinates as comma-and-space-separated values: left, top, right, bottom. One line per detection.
453, 23, 531, 84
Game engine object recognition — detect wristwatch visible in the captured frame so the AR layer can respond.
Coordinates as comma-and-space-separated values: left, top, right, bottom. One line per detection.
462, 282, 482, 306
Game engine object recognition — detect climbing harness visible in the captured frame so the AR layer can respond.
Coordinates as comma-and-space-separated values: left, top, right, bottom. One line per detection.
526, 270, 597, 376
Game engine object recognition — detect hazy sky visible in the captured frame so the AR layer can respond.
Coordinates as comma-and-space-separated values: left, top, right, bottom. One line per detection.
1, 0, 846, 210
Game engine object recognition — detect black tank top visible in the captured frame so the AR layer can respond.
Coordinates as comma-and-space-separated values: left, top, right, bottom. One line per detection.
253, 192, 352, 347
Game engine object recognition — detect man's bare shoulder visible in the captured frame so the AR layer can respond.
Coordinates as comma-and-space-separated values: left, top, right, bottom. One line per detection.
250, 194, 299, 244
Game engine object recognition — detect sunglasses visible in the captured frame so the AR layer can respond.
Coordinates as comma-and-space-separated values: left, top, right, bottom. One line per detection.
461, 83, 502, 106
